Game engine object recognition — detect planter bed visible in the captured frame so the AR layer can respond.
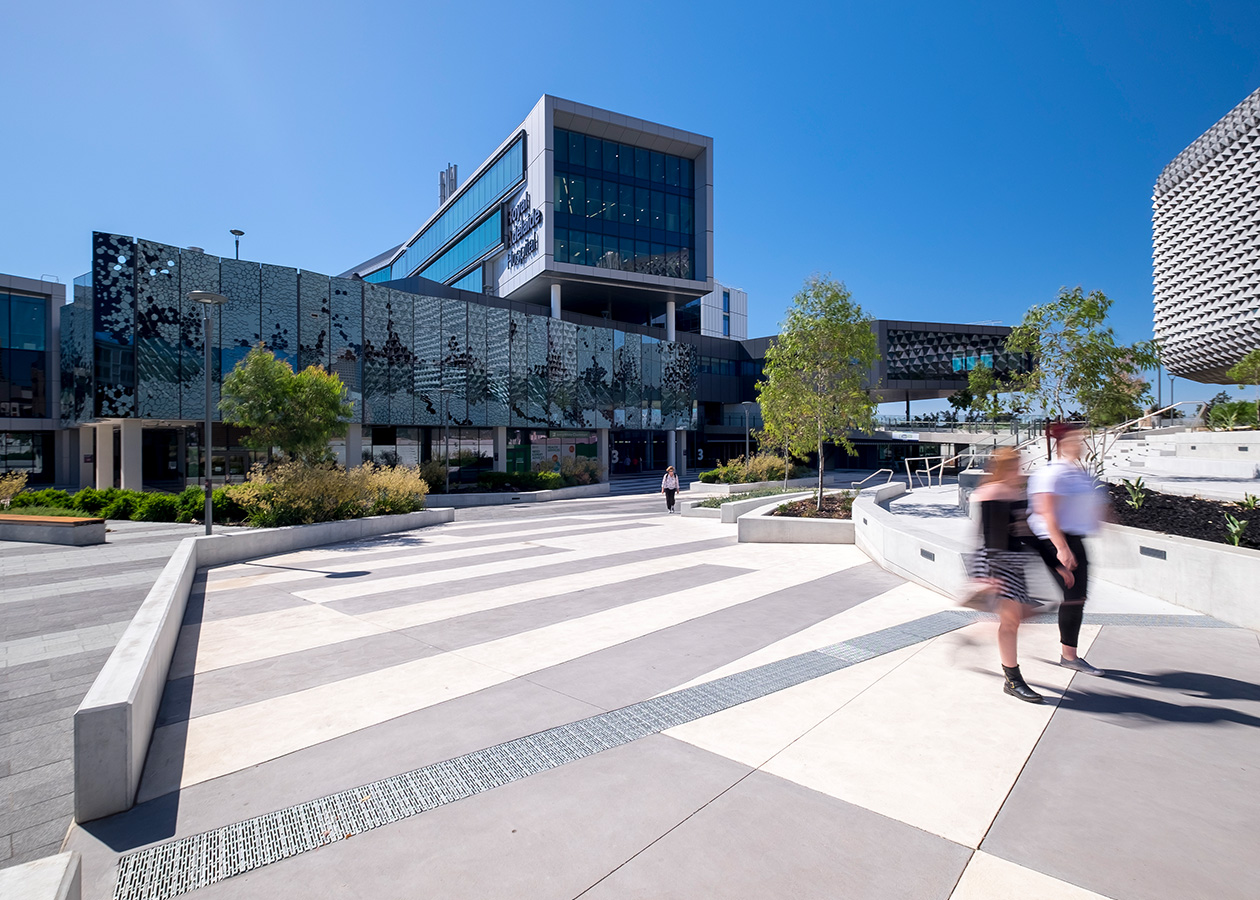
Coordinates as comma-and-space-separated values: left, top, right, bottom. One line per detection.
1108, 485, 1258, 550
0, 513, 106, 546
688, 476, 818, 496
771, 492, 854, 520
737, 491, 856, 543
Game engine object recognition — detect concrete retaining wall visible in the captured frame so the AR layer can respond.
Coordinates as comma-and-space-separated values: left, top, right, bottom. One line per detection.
0, 517, 105, 546
737, 495, 856, 543
1090, 523, 1260, 631
0, 852, 81, 900
73, 507, 454, 823
429, 482, 610, 507
687, 477, 817, 496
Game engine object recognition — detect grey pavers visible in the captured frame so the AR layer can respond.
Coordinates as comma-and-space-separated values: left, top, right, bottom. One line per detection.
984, 624, 1260, 900
583, 766, 971, 900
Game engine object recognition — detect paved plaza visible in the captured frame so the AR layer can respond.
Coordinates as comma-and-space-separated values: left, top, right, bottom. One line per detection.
24, 492, 1251, 900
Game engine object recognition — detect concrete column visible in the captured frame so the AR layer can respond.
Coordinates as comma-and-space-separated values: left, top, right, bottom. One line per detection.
666, 432, 676, 469
678, 430, 687, 477
345, 424, 362, 469
597, 428, 609, 479
120, 420, 143, 491
78, 425, 95, 489
493, 426, 508, 473
665, 300, 676, 341
94, 424, 114, 490
550, 284, 561, 319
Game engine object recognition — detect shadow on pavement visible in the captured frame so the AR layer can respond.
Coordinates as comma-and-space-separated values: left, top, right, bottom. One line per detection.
1061, 667, 1260, 728
1098, 668, 1260, 703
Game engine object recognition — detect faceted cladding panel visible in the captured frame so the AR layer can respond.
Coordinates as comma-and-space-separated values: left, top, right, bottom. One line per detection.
387, 289, 417, 426
486, 307, 510, 425
93, 231, 136, 416
178, 250, 221, 420
298, 270, 331, 373
507, 310, 529, 427
411, 295, 442, 426
884, 330, 1022, 381
361, 282, 390, 425
260, 264, 299, 369
329, 278, 362, 416
465, 303, 489, 427
59, 300, 93, 427
219, 258, 263, 387
134, 240, 183, 418
440, 298, 468, 425
1153, 86, 1260, 383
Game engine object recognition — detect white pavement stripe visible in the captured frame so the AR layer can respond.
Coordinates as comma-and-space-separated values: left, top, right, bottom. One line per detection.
0, 569, 161, 606
0, 620, 131, 668
139, 555, 850, 799
289, 527, 714, 604
949, 851, 1117, 900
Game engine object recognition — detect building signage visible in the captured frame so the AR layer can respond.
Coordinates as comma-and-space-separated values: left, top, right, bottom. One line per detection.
505, 191, 542, 269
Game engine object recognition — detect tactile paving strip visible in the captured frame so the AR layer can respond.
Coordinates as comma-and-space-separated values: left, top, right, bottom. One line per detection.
111, 609, 1232, 899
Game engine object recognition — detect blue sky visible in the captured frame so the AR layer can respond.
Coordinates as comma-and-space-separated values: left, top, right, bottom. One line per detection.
5, 1, 1260, 404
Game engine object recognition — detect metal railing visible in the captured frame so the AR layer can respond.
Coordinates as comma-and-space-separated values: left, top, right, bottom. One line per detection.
850, 469, 895, 489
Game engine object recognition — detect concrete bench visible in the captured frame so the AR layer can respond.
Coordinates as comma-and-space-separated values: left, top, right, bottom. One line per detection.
0, 514, 106, 546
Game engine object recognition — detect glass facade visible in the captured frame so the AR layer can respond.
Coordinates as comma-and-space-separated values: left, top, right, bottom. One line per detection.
384, 137, 524, 281
0, 431, 52, 481
553, 128, 697, 280
63, 233, 700, 434
0, 291, 49, 418
418, 211, 501, 284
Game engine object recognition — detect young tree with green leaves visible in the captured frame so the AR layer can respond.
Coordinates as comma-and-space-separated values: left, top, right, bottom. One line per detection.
966, 362, 1006, 426
1006, 287, 1159, 426
1226, 348, 1260, 425
220, 344, 355, 464
756, 275, 879, 509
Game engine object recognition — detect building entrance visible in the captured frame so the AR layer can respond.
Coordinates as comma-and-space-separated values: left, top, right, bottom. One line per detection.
142, 429, 182, 489
610, 431, 668, 473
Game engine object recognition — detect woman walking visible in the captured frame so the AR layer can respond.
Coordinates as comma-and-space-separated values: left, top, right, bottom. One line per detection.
969, 448, 1043, 702
1028, 423, 1107, 677
660, 465, 680, 514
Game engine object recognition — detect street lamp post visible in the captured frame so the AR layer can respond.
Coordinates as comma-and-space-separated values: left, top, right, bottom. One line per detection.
230, 229, 244, 260
740, 401, 754, 460
439, 387, 452, 494
188, 291, 230, 535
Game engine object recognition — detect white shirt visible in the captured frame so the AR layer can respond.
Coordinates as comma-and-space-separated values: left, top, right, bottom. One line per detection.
661, 472, 679, 490
1027, 460, 1104, 538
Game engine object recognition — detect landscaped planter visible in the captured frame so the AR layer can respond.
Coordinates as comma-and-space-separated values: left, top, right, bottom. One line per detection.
688, 476, 818, 496
682, 490, 817, 523
737, 493, 856, 543
1089, 523, 1260, 631
0, 514, 106, 546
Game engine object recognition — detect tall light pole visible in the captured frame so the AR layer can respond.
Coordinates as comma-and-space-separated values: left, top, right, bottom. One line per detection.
439, 386, 452, 494
740, 401, 754, 460
188, 291, 230, 535
230, 229, 244, 260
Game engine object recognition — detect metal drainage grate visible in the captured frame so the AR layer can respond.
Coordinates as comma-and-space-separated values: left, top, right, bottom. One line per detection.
112, 607, 1233, 900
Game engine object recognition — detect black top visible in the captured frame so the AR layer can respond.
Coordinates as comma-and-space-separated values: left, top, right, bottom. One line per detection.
977, 497, 1030, 552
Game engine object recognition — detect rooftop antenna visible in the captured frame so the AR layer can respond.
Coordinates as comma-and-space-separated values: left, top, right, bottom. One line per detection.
439, 163, 458, 205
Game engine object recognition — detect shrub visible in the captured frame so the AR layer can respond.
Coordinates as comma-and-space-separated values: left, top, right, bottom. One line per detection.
72, 487, 121, 515
475, 470, 567, 492
100, 493, 141, 520
0, 471, 29, 508
132, 493, 179, 522
697, 454, 807, 485
559, 456, 603, 486
419, 460, 448, 493
226, 462, 427, 527
175, 487, 203, 523
2, 505, 86, 517
9, 488, 74, 510
212, 487, 245, 524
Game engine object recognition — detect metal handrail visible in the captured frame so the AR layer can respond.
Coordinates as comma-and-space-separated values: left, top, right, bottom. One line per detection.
850, 468, 894, 489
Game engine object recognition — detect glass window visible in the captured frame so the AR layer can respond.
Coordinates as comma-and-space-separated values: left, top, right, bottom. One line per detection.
665, 194, 679, 232
651, 243, 665, 276
723, 315, 730, 337
650, 151, 665, 184
603, 181, 617, 221
666, 155, 680, 187
10, 295, 45, 351
651, 191, 664, 229
666, 248, 680, 279
680, 247, 692, 280
554, 129, 568, 165
392, 137, 523, 278
635, 187, 650, 227
585, 176, 602, 219
634, 147, 649, 181
619, 143, 634, 178
619, 185, 634, 224
0, 295, 9, 349
569, 131, 585, 167
618, 237, 633, 270
603, 140, 618, 174
569, 176, 585, 216
555, 228, 569, 264
680, 197, 693, 235
681, 157, 694, 189
586, 233, 602, 266
452, 268, 482, 292
419, 210, 502, 284
585, 137, 601, 171
569, 231, 586, 267
636, 240, 651, 273
722, 290, 730, 312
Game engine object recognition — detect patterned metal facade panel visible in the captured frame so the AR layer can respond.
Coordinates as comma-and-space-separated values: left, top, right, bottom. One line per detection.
361, 282, 390, 426
411, 295, 442, 426
63, 233, 698, 434
218, 258, 262, 386
329, 277, 362, 418
177, 249, 220, 421
298, 270, 331, 374
884, 329, 1021, 381
260, 264, 299, 369
134, 240, 183, 419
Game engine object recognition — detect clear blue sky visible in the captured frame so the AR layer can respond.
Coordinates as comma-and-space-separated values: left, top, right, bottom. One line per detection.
5, 1, 1260, 403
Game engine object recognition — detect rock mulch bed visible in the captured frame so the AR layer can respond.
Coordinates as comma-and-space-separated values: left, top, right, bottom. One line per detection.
771, 493, 854, 519
1109, 484, 1259, 550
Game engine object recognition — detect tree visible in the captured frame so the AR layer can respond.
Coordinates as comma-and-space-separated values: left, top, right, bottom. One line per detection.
1226, 348, 1260, 425
220, 344, 354, 463
966, 362, 1006, 425
757, 275, 879, 509
1006, 287, 1159, 426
